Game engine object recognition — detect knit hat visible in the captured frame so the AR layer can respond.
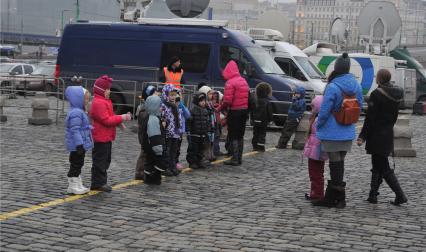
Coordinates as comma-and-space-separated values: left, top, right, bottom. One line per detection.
192, 92, 206, 105
255, 82, 272, 99
311, 95, 324, 114
93, 75, 112, 96
334, 53, 351, 74
142, 85, 157, 100
199, 85, 212, 96
376, 69, 392, 86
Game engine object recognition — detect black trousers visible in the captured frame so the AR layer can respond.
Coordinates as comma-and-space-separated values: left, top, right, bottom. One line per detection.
371, 154, 392, 176
68, 150, 86, 177
143, 152, 164, 183
91, 142, 112, 187
186, 135, 205, 165
277, 118, 300, 147
227, 109, 248, 141
252, 125, 267, 149
165, 138, 179, 171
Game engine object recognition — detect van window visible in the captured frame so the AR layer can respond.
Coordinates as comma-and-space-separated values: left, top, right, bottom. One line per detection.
220, 46, 249, 75
275, 57, 307, 81
161, 43, 210, 73
23, 65, 33, 74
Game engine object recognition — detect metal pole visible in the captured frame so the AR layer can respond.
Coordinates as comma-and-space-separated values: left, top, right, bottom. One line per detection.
75, 0, 80, 21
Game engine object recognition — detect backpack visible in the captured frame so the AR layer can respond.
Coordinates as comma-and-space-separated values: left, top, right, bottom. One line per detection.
333, 87, 360, 125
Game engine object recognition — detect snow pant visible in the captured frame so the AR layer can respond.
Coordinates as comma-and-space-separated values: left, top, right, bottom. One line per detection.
135, 148, 146, 179
68, 150, 86, 177
143, 153, 165, 185
165, 138, 179, 173
277, 118, 300, 148
252, 124, 267, 151
227, 109, 248, 164
186, 135, 206, 166
91, 142, 112, 188
308, 159, 325, 199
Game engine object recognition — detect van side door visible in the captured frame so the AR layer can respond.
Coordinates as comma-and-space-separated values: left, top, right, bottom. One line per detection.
160, 42, 212, 89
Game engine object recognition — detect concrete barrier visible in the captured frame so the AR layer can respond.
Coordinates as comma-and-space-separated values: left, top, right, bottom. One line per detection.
0, 95, 7, 122
28, 92, 52, 125
292, 112, 311, 150
393, 114, 416, 157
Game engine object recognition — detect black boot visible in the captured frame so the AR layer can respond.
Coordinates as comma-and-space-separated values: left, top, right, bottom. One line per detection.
333, 182, 346, 209
312, 180, 336, 207
383, 171, 407, 206
367, 171, 382, 204
144, 170, 161, 185
224, 140, 240, 166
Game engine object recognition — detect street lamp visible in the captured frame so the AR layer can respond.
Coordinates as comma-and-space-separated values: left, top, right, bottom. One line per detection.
61, 9, 72, 35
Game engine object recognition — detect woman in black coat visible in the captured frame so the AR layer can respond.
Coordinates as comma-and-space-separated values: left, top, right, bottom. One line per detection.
357, 69, 407, 205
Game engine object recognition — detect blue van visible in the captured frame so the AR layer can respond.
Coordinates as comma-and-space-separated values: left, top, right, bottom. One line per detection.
57, 19, 313, 124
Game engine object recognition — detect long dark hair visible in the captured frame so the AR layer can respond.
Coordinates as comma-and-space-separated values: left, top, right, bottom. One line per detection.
327, 70, 342, 83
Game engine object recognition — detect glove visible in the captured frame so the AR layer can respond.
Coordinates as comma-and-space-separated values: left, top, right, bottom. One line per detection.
178, 101, 185, 110
121, 112, 132, 121
76, 145, 85, 155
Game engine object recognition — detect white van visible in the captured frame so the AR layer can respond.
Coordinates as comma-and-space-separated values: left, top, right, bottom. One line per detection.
303, 43, 417, 107
249, 28, 327, 94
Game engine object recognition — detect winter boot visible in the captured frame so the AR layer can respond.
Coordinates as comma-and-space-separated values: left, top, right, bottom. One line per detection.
312, 180, 336, 207
90, 184, 112, 192
224, 140, 240, 166
384, 171, 408, 206
333, 182, 346, 209
144, 170, 161, 185
77, 176, 90, 194
67, 177, 88, 195
367, 171, 382, 204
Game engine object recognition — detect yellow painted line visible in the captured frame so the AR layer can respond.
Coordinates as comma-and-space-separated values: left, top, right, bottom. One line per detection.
0, 148, 277, 222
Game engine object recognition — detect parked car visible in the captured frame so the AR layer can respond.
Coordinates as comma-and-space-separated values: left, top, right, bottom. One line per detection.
0, 56, 13, 63
15, 64, 55, 94
0, 63, 34, 94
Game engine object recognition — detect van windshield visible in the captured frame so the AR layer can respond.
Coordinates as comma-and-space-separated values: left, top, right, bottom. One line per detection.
294, 56, 325, 79
246, 47, 284, 74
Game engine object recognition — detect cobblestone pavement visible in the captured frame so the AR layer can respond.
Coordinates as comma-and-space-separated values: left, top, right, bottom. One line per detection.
1, 96, 426, 252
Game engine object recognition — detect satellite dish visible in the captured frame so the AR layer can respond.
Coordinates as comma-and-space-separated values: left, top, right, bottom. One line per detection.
329, 18, 345, 45
165, 0, 210, 18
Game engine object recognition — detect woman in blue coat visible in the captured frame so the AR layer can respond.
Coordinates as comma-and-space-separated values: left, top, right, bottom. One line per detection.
313, 53, 363, 208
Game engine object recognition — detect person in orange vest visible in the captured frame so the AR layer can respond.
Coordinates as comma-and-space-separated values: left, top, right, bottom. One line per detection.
160, 56, 185, 89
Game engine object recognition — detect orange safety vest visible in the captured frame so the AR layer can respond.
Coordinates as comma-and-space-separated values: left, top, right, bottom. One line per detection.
163, 67, 183, 89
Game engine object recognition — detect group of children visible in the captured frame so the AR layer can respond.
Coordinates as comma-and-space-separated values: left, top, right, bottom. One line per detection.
65, 75, 325, 199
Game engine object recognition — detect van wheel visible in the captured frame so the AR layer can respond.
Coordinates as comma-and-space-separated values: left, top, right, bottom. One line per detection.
110, 92, 125, 114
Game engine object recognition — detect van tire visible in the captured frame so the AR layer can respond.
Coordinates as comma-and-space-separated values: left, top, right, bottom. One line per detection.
110, 91, 125, 114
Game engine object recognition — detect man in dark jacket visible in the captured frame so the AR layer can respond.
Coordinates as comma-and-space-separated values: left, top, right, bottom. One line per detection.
251, 82, 274, 152
276, 86, 306, 149
186, 92, 211, 169
357, 69, 407, 205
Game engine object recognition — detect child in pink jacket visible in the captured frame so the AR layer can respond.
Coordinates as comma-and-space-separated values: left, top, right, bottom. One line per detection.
303, 95, 328, 201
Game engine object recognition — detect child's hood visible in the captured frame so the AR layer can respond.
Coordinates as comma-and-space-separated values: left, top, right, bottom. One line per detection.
295, 86, 305, 98
145, 95, 162, 116
161, 84, 178, 102
65, 86, 84, 109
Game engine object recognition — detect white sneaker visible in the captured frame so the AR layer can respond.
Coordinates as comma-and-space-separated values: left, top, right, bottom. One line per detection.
67, 177, 88, 195
77, 176, 90, 194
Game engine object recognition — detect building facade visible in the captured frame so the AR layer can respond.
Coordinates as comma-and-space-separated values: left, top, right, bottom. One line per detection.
294, 0, 426, 49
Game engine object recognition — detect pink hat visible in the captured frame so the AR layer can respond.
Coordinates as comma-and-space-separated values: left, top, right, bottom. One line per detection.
94, 75, 113, 96
311, 95, 324, 114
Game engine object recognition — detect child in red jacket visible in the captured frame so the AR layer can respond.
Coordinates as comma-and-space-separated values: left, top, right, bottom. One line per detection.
89, 75, 131, 192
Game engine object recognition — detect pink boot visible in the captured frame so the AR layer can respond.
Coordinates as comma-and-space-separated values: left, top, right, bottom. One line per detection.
176, 163, 184, 170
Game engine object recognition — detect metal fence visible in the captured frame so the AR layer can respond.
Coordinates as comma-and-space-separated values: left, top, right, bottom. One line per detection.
1, 74, 306, 125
